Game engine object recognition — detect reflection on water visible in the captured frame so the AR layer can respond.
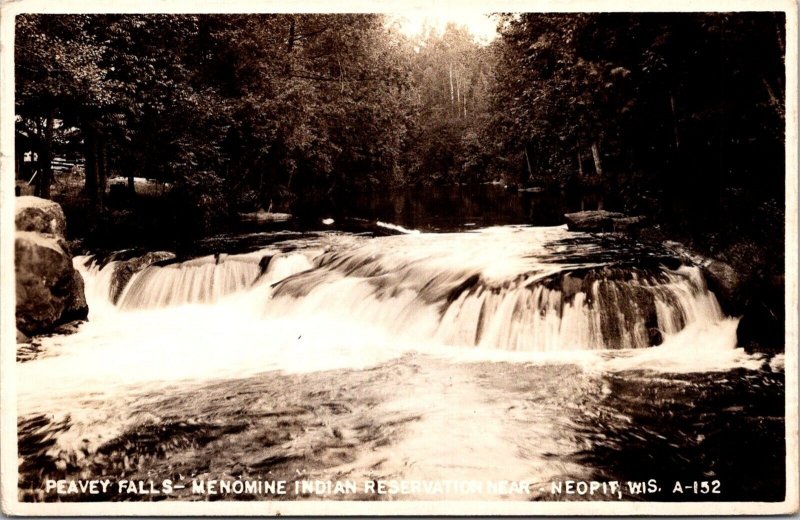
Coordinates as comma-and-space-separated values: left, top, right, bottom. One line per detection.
298, 184, 611, 232
16, 225, 784, 503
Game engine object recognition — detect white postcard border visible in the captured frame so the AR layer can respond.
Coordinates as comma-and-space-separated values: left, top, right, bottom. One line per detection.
0, 0, 797, 515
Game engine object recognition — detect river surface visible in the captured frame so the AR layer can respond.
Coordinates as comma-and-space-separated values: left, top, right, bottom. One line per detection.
16, 187, 785, 503
305, 183, 612, 231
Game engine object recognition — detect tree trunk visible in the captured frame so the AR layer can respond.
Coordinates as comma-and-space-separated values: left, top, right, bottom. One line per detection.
762, 77, 783, 119
591, 142, 603, 176
36, 112, 54, 199
449, 64, 454, 104
287, 167, 295, 191
456, 69, 461, 111
287, 18, 295, 53
84, 125, 99, 213
285, 18, 296, 76
577, 149, 584, 177
524, 144, 533, 182
97, 134, 108, 204
669, 93, 681, 151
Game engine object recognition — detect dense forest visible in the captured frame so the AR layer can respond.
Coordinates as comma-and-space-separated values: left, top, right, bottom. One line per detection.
15, 12, 785, 262
491, 13, 785, 256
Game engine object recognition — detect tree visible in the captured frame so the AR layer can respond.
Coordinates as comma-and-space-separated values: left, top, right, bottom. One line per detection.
15, 15, 115, 199
405, 22, 493, 185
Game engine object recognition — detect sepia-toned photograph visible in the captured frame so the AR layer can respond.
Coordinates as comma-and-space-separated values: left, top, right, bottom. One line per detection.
1, 0, 797, 515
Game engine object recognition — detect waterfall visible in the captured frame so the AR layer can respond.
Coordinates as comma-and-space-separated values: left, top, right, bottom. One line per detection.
118, 257, 262, 309
269, 251, 724, 351
75, 226, 728, 353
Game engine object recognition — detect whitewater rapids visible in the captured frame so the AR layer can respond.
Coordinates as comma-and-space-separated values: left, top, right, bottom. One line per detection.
15, 224, 784, 503
18, 226, 764, 415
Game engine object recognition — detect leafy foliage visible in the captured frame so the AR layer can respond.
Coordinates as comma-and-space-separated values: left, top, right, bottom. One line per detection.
15, 14, 422, 228
486, 13, 785, 255
15, 12, 786, 262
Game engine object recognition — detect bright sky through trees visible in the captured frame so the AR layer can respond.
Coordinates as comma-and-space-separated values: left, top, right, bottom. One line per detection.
388, 11, 498, 43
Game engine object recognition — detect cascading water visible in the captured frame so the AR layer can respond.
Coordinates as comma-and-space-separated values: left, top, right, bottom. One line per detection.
79, 249, 317, 311
17, 225, 781, 503
75, 226, 728, 353
271, 252, 723, 351
118, 257, 261, 309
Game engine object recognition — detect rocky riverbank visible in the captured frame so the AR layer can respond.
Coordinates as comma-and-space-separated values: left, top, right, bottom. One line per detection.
562, 209, 784, 355
658, 238, 784, 355
15, 196, 88, 338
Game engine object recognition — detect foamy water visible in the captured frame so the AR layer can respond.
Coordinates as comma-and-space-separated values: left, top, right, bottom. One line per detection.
16, 225, 769, 473
20, 226, 764, 406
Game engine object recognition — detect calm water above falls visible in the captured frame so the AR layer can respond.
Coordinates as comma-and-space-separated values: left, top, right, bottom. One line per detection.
232, 184, 610, 238
17, 225, 785, 502
321, 184, 610, 231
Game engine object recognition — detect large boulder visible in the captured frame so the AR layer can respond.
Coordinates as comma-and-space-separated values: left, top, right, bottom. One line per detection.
734, 270, 784, 355
702, 259, 743, 315
15, 196, 88, 336
16, 329, 29, 343
702, 256, 783, 354
737, 296, 784, 355
15, 232, 86, 335
15, 196, 67, 236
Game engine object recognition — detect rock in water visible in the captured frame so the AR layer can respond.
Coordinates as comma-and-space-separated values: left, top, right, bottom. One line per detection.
15, 196, 88, 336
564, 210, 626, 232
611, 216, 646, 232
15, 196, 67, 236
16, 329, 29, 343
737, 299, 784, 354
109, 251, 176, 303
702, 259, 742, 314
564, 211, 646, 232
64, 269, 89, 321
16, 232, 73, 334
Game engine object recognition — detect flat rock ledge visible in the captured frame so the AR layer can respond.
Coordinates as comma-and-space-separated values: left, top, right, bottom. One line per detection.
564, 210, 645, 232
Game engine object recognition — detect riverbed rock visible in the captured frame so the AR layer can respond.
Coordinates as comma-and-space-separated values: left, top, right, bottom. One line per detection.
15, 196, 67, 236
564, 210, 626, 232
109, 251, 176, 303
735, 271, 785, 355
611, 216, 646, 232
15, 231, 87, 335
701, 255, 783, 353
737, 299, 784, 355
64, 269, 89, 321
51, 320, 84, 336
662, 240, 706, 266
16, 196, 88, 336
702, 259, 743, 314
16, 328, 30, 343
646, 235, 782, 354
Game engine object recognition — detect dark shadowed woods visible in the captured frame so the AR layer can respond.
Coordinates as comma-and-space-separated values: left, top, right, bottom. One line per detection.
15, 13, 785, 277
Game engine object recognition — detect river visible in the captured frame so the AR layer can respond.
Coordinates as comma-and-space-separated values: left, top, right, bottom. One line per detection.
16, 186, 785, 503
